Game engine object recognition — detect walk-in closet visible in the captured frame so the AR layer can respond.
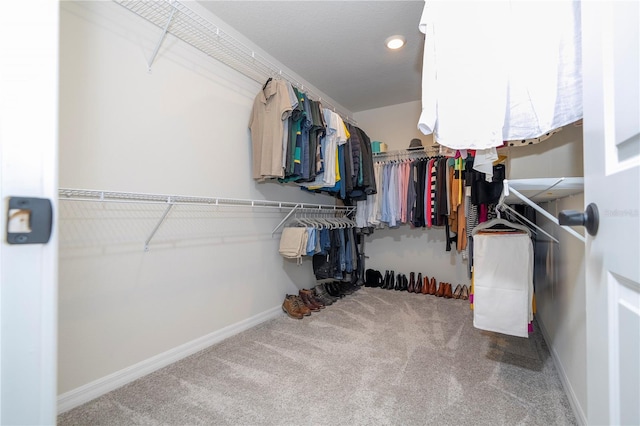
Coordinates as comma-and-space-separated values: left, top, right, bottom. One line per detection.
2, 1, 638, 425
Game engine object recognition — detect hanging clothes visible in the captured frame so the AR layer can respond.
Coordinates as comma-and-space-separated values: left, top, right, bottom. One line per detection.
279, 227, 309, 264
249, 79, 294, 180
417, 0, 582, 148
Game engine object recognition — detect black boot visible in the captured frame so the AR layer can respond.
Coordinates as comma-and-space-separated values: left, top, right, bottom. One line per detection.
326, 282, 342, 298
408, 272, 415, 293
388, 271, 395, 290
416, 273, 423, 293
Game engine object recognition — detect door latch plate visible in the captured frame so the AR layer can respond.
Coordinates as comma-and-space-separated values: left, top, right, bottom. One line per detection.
6, 197, 53, 244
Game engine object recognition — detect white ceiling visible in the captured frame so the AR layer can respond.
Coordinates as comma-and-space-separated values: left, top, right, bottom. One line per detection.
197, 1, 425, 113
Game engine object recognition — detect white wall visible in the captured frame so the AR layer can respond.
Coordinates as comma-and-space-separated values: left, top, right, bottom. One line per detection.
536, 194, 587, 424
58, 1, 337, 398
355, 101, 468, 287
355, 100, 435, 150
506, 123, 584, 179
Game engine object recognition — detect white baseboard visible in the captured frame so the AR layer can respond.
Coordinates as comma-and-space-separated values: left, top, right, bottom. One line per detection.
57, 305, 283, 414
537, 318, 587, 426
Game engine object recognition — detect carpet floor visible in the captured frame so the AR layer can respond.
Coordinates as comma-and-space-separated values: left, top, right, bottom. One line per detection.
58, 286, 577, 425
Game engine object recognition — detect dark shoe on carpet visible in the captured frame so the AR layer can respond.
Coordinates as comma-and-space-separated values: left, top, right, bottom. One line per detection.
313, 285, 336, 305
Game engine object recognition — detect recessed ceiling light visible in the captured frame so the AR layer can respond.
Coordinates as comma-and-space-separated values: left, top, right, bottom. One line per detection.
385, 35, 406, 50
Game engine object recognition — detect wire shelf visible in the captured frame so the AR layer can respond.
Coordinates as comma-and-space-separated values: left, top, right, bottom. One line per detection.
59, 188, 351, 210
114, 0, 356, 124
58, 188, 355, 251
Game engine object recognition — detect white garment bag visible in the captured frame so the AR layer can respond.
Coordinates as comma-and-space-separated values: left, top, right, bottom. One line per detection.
472, 220, 534, 338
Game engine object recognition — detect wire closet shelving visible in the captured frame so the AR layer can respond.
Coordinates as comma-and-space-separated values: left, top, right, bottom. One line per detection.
59, 188, 355, 251
113, 0, 356, 124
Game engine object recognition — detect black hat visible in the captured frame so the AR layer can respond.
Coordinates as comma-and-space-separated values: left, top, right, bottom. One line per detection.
408, 138, 423, 150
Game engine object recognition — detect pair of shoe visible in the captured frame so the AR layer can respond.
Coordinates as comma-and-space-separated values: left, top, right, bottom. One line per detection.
381, 270, 395, 289
408, 272, 425, 293
324, 281, 357, 298
420, 275, 430, 294
381, 270, 407, 291
452, 284, 470, 300
427, 277, 437, 295
436, 282, 453, 298
313, 284, 337, 305
282, 294, 311, 319
299, 289, 325, 312
394, 273, 408, 291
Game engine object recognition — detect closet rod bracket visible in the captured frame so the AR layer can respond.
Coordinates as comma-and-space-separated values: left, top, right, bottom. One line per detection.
144, 198, 174, 251
146, 4, 177, 71
505, 184, 586, 243
271, 204, 300, 236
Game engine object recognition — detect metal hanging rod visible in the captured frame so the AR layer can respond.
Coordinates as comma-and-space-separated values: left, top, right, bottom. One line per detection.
113, 0, 356, 125
498, 179, 586, 243
270, 205, 355, 236
373, 147, 441, 160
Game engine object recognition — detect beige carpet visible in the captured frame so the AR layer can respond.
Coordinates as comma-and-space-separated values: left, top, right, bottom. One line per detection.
58, 287, 577, 425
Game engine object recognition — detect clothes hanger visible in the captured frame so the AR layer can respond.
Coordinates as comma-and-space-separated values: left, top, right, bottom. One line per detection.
262, 77, 272, 90
472, 217, 531, 236
493, 154, 508, 166
322, 218, 338, 229
315, 215, 330, 229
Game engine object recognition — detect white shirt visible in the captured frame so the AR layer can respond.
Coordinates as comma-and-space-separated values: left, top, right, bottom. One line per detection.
418, 0, 582, 150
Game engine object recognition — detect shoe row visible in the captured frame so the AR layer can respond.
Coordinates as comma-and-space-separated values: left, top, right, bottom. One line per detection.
282, 281, 362, 319
376, 270, 469, 300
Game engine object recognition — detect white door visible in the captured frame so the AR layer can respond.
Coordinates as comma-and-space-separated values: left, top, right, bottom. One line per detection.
0, 2, 59, 425
582, 1, 640, 425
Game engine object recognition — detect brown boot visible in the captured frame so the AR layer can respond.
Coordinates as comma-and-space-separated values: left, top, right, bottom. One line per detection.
282, 295, 304, 319
299, 291, 321, 311
293, 295, 312, 315
444, 283, 453, 298
421, 276, 429, 294
436, 282, 445, 297
300, 288, 325, 309
429, 277, 437, 295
